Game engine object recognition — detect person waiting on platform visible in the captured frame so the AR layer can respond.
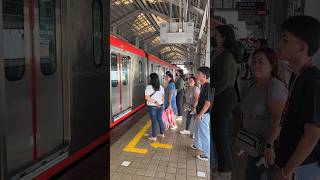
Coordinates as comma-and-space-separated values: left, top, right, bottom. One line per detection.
275, 15, 320, 180
240, 47, 288, 180
175, 69, 185, 121
190, 66, 212, 161
164, 72, 178, 130
180, 76, 200, 138
144, 73, 165, 141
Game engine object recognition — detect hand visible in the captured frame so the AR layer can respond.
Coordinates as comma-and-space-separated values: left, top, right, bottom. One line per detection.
195, 114, 202, 121
275, 168, 293, 180
155, 101, 160, 108
192, 107, 196, 114
264, 148, 275, 168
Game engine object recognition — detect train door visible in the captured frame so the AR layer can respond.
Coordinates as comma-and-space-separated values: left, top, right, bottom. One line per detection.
1, 0, 33, 172
120, 55, 131, 112
1, 0, 64, 173
110, 53, 120, 118
35, 0, 64, 159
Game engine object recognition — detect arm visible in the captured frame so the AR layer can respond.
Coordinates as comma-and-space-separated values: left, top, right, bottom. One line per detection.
145, 95, 157, 104
282, 124, 320, 175
193, 92, 200, 108
168, 89, 174, 106
264, 98, 286, 166
197, 101, 210, 118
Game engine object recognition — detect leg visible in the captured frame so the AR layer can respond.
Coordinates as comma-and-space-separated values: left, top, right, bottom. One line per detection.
185, 112, 193, 130
148, 107, 158, 138
198, 113, 210, 158
245, 156, 265, 180
177, 91, 184, 116
157, 106, 165, 134
194, 118, 200, 148
213, 89, 237, 173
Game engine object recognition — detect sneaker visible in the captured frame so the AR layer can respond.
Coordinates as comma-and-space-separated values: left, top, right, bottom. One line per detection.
158, 134, 165, 138
197, 154, 209, 161
148, 137, 157, 141
190, 144, 198, 150
170, 125, 178, 130
180, 130, 191, 135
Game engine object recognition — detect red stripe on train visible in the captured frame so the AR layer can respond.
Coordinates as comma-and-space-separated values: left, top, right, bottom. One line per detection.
110, 103, 145, 128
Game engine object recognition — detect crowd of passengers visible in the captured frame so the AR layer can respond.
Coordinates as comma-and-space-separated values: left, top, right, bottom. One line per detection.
144, 15, 320, 180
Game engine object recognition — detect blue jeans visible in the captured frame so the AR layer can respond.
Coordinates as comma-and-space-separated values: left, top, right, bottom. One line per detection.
185, 111, 194, 131
148, 106, 165, 138
195, 113, 210, 158
245, 156, 275, 180
293, 161, 320, 180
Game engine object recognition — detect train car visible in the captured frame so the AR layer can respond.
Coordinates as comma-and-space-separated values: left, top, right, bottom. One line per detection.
110, 34, 174, 128
0, 0, 108, 179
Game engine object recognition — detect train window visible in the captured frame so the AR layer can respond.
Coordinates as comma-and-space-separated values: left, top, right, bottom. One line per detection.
92, 0, 103, 66
122, 56, 129, 86
139, 61, 143, 83
39, 0, 57, 75
111, 54, 118, 87
3, 0, 25, 81
151, 64, 154, 73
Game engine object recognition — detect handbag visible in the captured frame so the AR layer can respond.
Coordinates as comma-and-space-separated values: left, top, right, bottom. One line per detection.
235, 129, 265, 157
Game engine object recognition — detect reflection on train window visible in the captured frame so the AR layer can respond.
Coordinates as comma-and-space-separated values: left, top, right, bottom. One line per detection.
93, 0, 103, 66
3, 0, 25, 81
122, 56, 129, 86
39, 0, 57, 75
151, 64, 154, 73
111, 54, 118, 87
139, 61, 143, 83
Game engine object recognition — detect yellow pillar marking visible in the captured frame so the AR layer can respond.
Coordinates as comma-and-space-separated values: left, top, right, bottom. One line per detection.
123, 120, 173, 154
123, 121, 151, 154
150, 142, 172, 149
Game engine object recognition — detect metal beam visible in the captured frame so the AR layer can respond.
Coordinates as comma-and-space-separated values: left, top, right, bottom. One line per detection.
164, 0, 204, 16
111, 10, 142, 28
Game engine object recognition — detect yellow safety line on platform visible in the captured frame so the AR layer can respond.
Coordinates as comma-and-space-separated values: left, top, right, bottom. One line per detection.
123, 120, 173, 154
123, 121, 151, 154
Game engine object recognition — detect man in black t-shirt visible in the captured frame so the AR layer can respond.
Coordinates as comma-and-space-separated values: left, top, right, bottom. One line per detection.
190, 66, 212, 162
275, 15, 320, 180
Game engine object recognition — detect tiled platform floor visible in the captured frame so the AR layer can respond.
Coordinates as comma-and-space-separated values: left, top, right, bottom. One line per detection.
110, 114, 210, 180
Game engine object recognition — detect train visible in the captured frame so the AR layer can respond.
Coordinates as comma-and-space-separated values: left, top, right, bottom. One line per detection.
0, 0, 108, 179
0, 0, 175, 179
110, 34, 176, 128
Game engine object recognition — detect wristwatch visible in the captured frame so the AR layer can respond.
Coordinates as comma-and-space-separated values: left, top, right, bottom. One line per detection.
265, 143, 273, 149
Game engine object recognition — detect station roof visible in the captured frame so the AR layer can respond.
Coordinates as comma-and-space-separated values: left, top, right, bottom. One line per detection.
111, 0, 209, 63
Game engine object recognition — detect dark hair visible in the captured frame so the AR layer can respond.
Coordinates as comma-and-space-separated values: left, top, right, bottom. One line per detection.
165, 71, 171, 75
188, 76, 198, 86
197, 66, 210, 79
177, 69, 183, 75
216, 25, 242, 63
281, 15, 320, 56
258, 39, 268, 48
149, 73, 160, 91
166, 73, 174, 83
253, 47, 284, 82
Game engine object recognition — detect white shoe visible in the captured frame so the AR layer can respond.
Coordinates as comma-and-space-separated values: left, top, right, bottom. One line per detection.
192, 134, 195, 139
180, 130, 191, 135
190, 144, 198, 150
170, 125, 178, 130
148, 137, 157, 141
175, 116, 182, 121
197, 154, 209, 161
158, 134, 165, 138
